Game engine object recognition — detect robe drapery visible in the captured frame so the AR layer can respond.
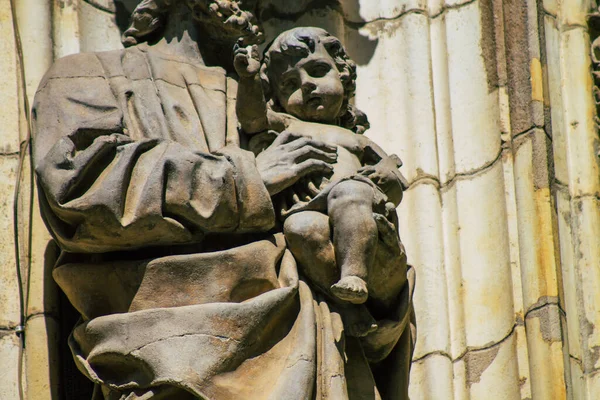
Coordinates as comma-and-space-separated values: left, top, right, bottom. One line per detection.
32, 43, 415, 400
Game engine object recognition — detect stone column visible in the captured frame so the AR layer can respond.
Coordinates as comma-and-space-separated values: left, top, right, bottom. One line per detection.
339, 1, 584, 399
78, 0, 123, 52
548, 0, 600, 398
0, 2, 26, 398
13, 1, 60, 399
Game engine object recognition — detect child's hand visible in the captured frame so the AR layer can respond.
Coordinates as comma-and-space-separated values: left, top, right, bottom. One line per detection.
358, 157, 406, 206
234, 42, 260, 78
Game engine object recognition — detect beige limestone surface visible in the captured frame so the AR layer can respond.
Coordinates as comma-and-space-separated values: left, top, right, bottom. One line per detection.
1, 0, 600, 399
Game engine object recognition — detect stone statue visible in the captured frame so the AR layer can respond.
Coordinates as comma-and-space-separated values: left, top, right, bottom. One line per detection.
234, 27, 409, 337
32, 0, 416, 398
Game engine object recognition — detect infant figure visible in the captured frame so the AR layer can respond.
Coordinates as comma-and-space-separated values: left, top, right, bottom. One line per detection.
234, 27, 407, 336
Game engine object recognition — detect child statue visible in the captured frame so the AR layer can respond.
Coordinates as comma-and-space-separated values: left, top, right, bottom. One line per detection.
234, 27, 408, 335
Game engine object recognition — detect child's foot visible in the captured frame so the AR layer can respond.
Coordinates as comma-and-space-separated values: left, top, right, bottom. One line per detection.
331, 276, 368, 304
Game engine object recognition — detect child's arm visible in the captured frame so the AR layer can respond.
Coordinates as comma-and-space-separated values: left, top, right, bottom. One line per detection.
234, 45, 269, 134
358, 136, 409, 206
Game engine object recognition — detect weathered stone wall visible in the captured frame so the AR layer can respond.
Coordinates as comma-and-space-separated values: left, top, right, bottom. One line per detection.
1, 0, 599, 399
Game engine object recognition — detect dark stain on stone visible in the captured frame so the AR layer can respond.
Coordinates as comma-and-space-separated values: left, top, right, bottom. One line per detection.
526, 303, 562, 343
589, 346, 600, 373
532, 129, 553, 190
479, 0, 499, 93
579, 315, 597, 371
593, 136, 600, 170
503, 0, 536, 135
519, 376, 528, 388
0, 330, 14, 339
464, 345, 500, 387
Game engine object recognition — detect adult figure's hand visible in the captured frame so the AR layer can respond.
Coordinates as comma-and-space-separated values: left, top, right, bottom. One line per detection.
256, 130, 337, 196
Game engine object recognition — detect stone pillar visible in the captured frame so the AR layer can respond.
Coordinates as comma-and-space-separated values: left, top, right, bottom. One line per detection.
336, 1, 590, 399
78, 0, 123, 52
13, 1, 60, 399
0, 2, 26, 399
550, 0, 600, 397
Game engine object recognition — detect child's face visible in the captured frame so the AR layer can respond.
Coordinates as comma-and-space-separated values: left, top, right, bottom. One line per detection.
271, 48, 344, 123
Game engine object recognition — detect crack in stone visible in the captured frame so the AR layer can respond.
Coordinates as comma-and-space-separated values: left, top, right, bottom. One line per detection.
440, 147, 505, 191
0, 324, 19, 331
570, 354, 583, 364
548, 189, 600, 206
129, 332, 242, 355
552, 179, 569, 191
286, 355, 313, 370
569, 354, 600, 376
454, 323, 517, 362
405, 175, 441, 191
413, 322, 517, 364
262, 0, 477, 27
26, 311, 60, 322
524, 297, 563, 319
511, 125, 548, 142
412, 349, 453, 363
431, 0, 478, 19
82, 0, 115, 14
345, 8, 429, 29
405, 147, 505, 193
572, 193, 600, 202
560, 24, 590, 33
552, 181, 600, 202
542, 9, 557, 19
0, 151, 20, 157
525, 302, 564, 343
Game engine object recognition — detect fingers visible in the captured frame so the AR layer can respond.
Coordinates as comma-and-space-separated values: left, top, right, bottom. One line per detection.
296, 186, 311, 202
234, 55, 249, 67
276, 131, 336, 155
286, 136, 337, 155
250, 44, 260, 60
235, 46, 259, 57
211, 0, 234, 17
233, 47, 249, 69
292, 192, 301, 204
307, 179, 320, 196
295, 159, 335, 178
368, 172, 385, 185
358, 165, 375, 175
291, 146, 338, 163
274, 130, 304, 145
233, 38, 245, 52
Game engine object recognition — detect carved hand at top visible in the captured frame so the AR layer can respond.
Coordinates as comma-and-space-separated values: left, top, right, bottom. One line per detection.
234, 43, 261, 78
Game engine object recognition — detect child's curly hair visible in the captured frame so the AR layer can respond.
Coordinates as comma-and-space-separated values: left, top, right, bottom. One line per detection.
260, 27, 369, 134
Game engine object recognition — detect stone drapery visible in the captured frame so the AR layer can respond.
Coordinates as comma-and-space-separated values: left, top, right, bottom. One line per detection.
32, 43, 414, 399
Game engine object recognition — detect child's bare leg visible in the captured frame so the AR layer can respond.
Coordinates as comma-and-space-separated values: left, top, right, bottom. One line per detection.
284, 211, 338, 294
327, 180, 378, 304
